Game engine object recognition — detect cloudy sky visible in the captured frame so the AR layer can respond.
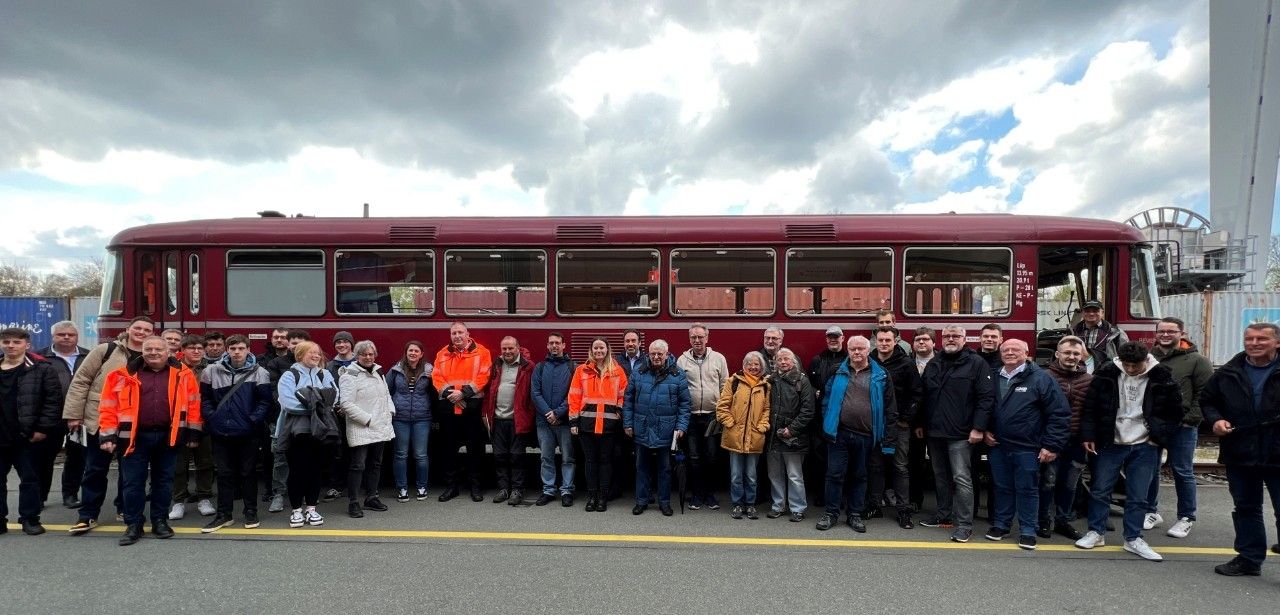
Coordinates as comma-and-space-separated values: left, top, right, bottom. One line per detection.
0, 0, 1250, 273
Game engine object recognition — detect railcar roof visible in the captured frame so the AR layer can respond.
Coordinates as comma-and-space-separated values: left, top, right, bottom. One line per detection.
108, 214, 1145, 247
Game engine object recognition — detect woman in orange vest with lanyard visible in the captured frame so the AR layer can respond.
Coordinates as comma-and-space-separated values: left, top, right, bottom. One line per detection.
568, 338, 628, 512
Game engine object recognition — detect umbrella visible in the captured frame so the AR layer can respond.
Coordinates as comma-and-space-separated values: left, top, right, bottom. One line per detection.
670, 433, 687, 514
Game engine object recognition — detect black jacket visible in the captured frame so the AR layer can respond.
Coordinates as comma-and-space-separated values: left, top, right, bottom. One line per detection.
873, 345, 921, 426
977, 349, 1002, 370
1201, 352, 1280, 467
920, 347, 995, 439
1081, 360, 1182, 449
768, 367, 815, 453
35, 345, 89, 394
0, 353, 65, 445
807, 348, 844, 399
990, 362, 1070, 452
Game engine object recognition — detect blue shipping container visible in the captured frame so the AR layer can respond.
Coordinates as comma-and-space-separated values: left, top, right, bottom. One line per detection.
0, 297, 69, 351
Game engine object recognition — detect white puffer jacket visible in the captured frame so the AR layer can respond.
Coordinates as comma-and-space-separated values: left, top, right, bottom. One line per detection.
337, 363, 396, 447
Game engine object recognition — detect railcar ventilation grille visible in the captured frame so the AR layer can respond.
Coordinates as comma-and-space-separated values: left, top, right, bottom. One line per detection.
556, 225, 606, 242
785, 223, 837, 241
388, 226, 438, 242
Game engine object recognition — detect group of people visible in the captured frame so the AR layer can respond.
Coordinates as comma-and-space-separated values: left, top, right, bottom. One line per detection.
2, 302, 1279, 578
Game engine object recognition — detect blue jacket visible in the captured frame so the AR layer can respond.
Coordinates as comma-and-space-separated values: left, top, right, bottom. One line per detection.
200, 353, 272, 438
274, 363, 337, 438
623, 357, 691, 449
532, 353, 574, 424
822, 359, 897, 450
990, 361, 1071, 453
387, 362, 434, 423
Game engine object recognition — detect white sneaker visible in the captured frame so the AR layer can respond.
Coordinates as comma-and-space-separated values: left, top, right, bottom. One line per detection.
197, 499, 216, 516
288, 509, 304, 528
305, 508, 324, 526
1124, 537, 1163, 562
168, 502, 185, 520
1074, 530, 1106, 549
1166, 517, 1194, 538
1142, 512, 1163, 530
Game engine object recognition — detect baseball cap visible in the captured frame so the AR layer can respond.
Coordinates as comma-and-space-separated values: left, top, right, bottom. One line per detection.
825, 326, 844, 336
1081, 300, 1103, 310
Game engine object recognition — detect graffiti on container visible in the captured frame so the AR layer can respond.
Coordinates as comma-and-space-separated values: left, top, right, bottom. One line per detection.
0, 321, 45, 335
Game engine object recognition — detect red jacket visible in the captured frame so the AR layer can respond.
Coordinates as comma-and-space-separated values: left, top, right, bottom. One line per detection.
481, 348, 535, 435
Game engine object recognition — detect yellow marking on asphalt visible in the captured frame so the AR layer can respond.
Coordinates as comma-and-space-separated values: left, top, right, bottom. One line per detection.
6, 523, 1238, 555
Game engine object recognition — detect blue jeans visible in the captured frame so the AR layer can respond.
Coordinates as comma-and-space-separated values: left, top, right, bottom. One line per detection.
1146, 425, 1198, 520
728, 451, 761, 506
989, 446, 1041, 536
928, 437, 975, 529
1225, 465, 1280, 567
766, 450, 806, 514
536, 422, 575, 496
1039, 437, 1086, 525
119, 429, 179, 527
824, 429, 871, 517
1087, 442, 1160, 541
634, 445, 671, 506
392, 420, 430, 491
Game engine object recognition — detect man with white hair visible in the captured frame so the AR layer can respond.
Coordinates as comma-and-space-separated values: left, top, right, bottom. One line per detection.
916, 324, 995, 543
759, 327, 785, 375
623, 339, 691, 517
35, 320, 89, 509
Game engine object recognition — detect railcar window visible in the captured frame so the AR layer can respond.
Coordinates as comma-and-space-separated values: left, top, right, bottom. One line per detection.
786, 247, 892, 316
139, 253, 157, 315
100, 250, 124, 315
1129, 246, 1160, 319
904, 247, 1011, 316
336, 250, 434, 315
444, 250, 546, 316
557, 249, 660, 316
188, 254, 200, 315
225, 250, 325, 316
671, 248, 775, 316
165, 253, 179, 316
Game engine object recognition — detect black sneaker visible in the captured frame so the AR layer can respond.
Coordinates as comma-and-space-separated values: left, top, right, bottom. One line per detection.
950, 527, 973, 543
1036, 526, 1052, 539
659, 504, 674, 516
201, 515, 234, 534
348, 502, 364, 518
867, 506, 884, 519
321, 488, 340, 502
919, 514, 955, 528
535, 493, 556, 506
396, 489, 411, 503
745, 506, 758, 520
789, 512, 805, 523
561, 494, 574, 507
244, 512, 260, 529
896, 509, 914, 530
437, 486, 459, 502
363, 497, 388, 512
20, 519, 46, 536
493, 489, 509, 504
1214, 557, 1262, 577
847, 516, 867, 533
1018, 535, 1037, 550
766, 509, 784, 519
985, 527, 1010, 541
730, 505, 744, 520
1272, 543, 1280, 555
507, 490, 524, 506
815, 512, 836, 531
119, 524, 143, 546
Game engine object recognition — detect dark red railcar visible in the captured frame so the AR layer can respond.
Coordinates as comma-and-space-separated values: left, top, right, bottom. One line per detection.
96, 213, 1161, 365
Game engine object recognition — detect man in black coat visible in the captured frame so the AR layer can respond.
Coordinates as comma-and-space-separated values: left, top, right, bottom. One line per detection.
35, 320, 90, 508
916, 324, 995, 543
870, 326, 921, 529
1204, 323, 1280, 576
806, 326, 846, 508
1076, 342, 1182, 562
1, 327, 65, 535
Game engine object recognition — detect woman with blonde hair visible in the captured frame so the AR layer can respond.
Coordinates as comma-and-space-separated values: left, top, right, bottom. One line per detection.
568, 338, 628, 512
275, 341, 337, 528
717, 351, 772, 520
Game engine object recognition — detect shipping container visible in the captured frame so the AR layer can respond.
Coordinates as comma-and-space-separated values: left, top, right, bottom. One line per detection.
0, 296, 69, 350
70, 296, 102, 345
1159, 291, 1280, 365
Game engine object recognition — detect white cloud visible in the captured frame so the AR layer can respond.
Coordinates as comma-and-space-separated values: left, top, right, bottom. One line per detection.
895, 185, 1010, 214
556, 22, 759, 124
623, 167, 815, 216
908, 139, 984, 193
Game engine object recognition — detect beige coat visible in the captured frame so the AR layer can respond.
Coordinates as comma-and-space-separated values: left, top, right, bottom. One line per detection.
716, 373, 771, 454
62, 334, 133, 434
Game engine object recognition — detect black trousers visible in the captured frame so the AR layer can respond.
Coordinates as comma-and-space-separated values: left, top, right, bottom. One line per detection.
0, 443, 42, 522
34, 424, 84, 502
439, 399, 487, 489
347, 442, 385, 501
579, 431, 615, 496
285, 436, 324, 509
684, 413, 719, 500
212, 434, 261, 516
491, 419, 526, 492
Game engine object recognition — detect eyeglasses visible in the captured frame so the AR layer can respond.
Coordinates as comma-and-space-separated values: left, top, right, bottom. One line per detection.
1155, 329, 1180, 335
941, 334, 964, 339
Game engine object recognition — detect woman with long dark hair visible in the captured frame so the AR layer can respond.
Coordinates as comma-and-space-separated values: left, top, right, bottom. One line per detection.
387, 340, 434, 502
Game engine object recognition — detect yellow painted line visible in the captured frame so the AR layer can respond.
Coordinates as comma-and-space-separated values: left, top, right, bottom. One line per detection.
6, 523, 1238, 554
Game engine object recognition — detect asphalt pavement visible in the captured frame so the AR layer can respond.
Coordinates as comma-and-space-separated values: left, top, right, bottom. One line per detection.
4, 470, 1280, 613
